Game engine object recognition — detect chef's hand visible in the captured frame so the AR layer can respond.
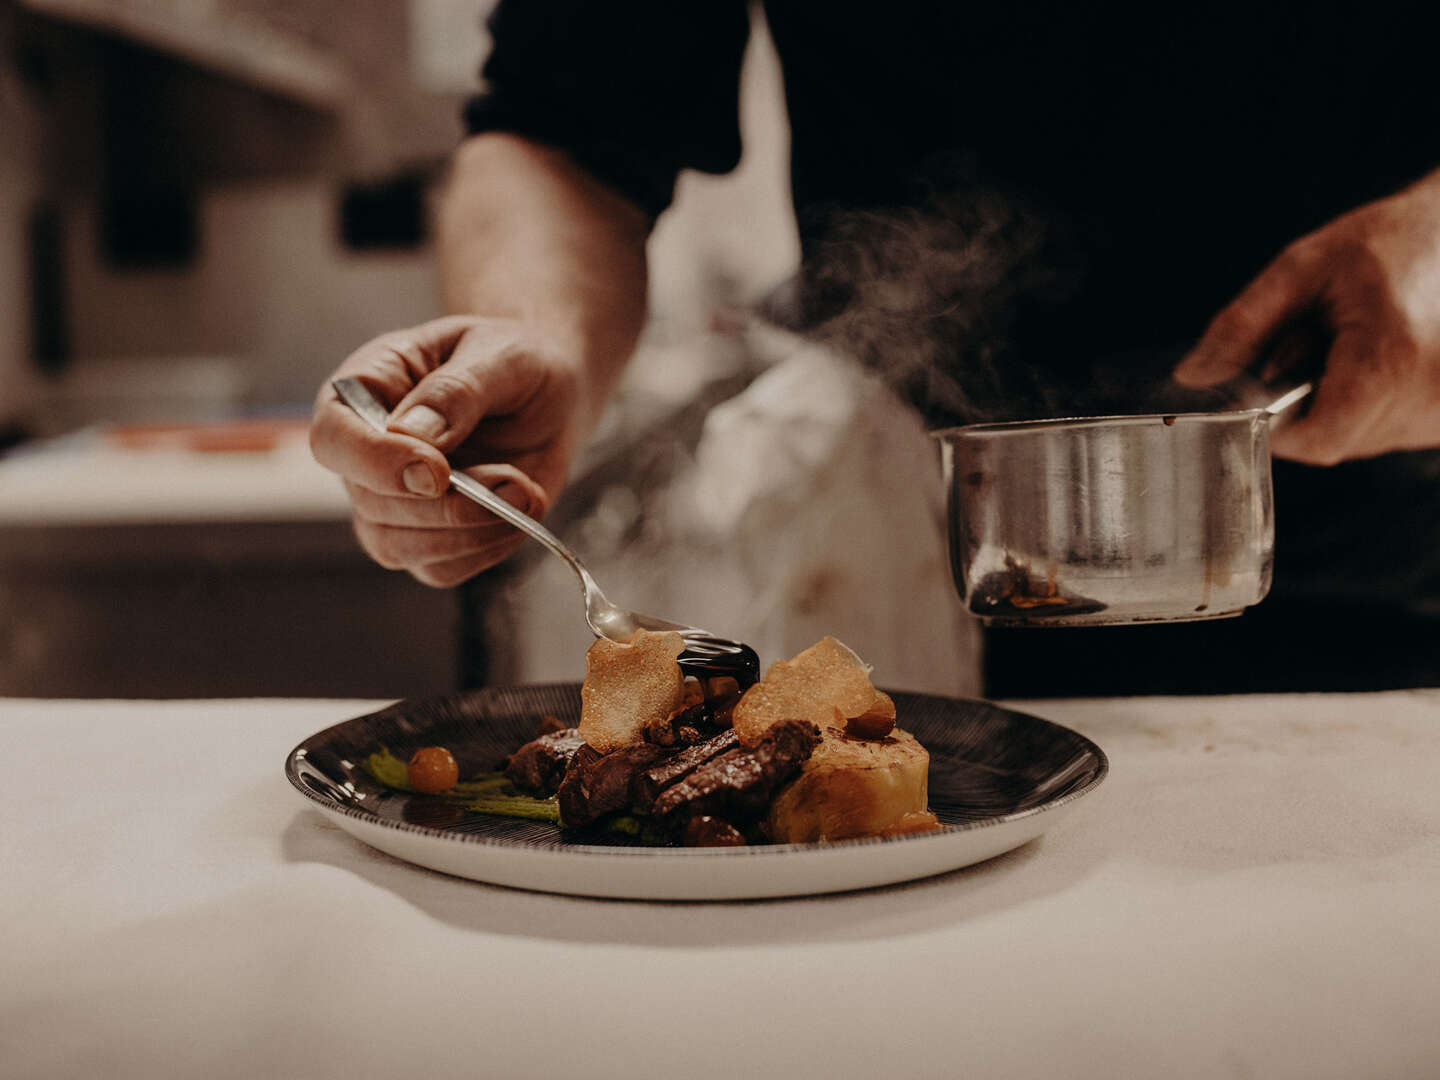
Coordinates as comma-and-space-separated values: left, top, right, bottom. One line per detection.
310, 314, 580, 587
1174, 168, 1440, 464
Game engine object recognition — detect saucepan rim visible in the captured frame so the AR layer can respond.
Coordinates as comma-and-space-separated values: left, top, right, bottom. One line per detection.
929, 407, 1271, 440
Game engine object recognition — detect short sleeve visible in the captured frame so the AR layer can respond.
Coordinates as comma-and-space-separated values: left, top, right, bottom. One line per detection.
464, 0, 752, 219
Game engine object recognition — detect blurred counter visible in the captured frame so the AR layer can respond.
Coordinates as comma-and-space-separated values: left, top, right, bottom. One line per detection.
0, 420, 347, 525
0, 422, 459, 697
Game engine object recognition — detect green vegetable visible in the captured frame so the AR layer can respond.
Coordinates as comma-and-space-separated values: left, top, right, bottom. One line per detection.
361, 749, 561, 824
463, 795, 562, 823
361, 748, 412, 791
450, 774, 512, 798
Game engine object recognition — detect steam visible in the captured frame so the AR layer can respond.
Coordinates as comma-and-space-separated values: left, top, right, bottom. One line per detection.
796, 172, 1068, 424
791, 161, 1234, 425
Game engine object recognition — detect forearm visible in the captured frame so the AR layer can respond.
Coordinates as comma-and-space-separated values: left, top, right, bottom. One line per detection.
437, 133, 652, 430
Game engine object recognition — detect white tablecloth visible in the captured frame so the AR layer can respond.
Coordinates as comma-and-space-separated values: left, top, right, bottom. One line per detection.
3, 692, 1438, 1080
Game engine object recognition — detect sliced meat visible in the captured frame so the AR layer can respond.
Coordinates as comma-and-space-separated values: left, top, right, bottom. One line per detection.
505, 727, 587, 797
632, 728, 740, 813
556, 742, 667, 828
650, 720, 818, 826
683, 816, 747, 847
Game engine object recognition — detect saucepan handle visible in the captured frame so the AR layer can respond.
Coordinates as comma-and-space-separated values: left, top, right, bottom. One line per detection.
1253, 312, 1327, 422
1262, 381, 1313, 421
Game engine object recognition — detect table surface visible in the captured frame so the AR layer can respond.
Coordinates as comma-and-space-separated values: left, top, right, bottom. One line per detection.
4, 691, 1438, 1080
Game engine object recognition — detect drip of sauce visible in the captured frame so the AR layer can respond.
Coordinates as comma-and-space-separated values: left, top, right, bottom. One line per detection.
677, 637, 761, 690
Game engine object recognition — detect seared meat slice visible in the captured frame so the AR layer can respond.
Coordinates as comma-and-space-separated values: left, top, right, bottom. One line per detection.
556, 742, 667, 827
683, 816, 747, 847
632, 729, 740, 813
505, 727, 588, 797
650, 720, 819, 826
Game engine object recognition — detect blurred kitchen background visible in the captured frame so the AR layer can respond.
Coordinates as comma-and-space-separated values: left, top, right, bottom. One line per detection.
0, 0, 977, 699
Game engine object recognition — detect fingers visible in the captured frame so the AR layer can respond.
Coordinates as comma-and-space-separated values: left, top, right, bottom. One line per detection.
311, 317, 565, 492
1269, 327, 1401, 464
309, 314, 572, 586
310, 398, 450, 497
385, 328, 568, 455
347, 464, 550, 588
410, 545, 529, 589
355, 516, 530, 586
353, 515, 527, 571
309, 317, 487, 497
345, 464, 547, 528
333, 315, 483, 395
1175, 241, 1329, 387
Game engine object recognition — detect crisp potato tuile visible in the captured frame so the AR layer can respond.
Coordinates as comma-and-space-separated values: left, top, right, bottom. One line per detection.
765, 726, 935, 843
732, 636, 894, 744
579, 629, 686, 754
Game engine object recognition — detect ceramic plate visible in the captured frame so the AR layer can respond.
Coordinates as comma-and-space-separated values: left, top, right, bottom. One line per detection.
285, 685, 1106, 900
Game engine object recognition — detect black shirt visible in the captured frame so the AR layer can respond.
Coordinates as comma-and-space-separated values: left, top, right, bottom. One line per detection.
465, 1, 1440, 691
468, 1, 1437, 380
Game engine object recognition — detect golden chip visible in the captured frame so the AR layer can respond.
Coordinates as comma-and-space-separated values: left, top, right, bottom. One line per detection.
578, 628, 686, 753
732, 635, 891, 744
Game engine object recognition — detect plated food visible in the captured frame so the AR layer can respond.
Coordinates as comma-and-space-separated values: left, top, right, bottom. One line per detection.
368, 633, 941, 847
287, 679, 1108, 898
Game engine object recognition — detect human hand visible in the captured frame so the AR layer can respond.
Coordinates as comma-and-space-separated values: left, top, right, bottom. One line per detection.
310, 315, 582, 586
1174, 169, 1440, 464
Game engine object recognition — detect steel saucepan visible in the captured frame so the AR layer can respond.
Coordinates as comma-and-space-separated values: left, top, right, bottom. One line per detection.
932, 384, 1312, 627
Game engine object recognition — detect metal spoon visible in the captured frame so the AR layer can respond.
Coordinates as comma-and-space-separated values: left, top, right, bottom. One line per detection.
331, 378, 758, 683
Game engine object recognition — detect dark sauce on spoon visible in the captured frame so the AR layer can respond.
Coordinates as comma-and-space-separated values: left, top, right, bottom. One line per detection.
677, 637, 761, 690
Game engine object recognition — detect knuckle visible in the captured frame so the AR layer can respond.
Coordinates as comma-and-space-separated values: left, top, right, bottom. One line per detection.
352, 521, 406, 571
378, 329, 424, 354
494, 335, 552, 371
346, 485, 395, 526
493, 337, 578, 399
413, 369, 477, 407
408, 565, 446, 588
441, 495, 486, 529
365, 338, 427, 385
411, 561, 469, 589
368, 318, 472, 380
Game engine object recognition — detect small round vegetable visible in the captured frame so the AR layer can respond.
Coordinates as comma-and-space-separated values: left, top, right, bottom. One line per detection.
407, 746, 459, 794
